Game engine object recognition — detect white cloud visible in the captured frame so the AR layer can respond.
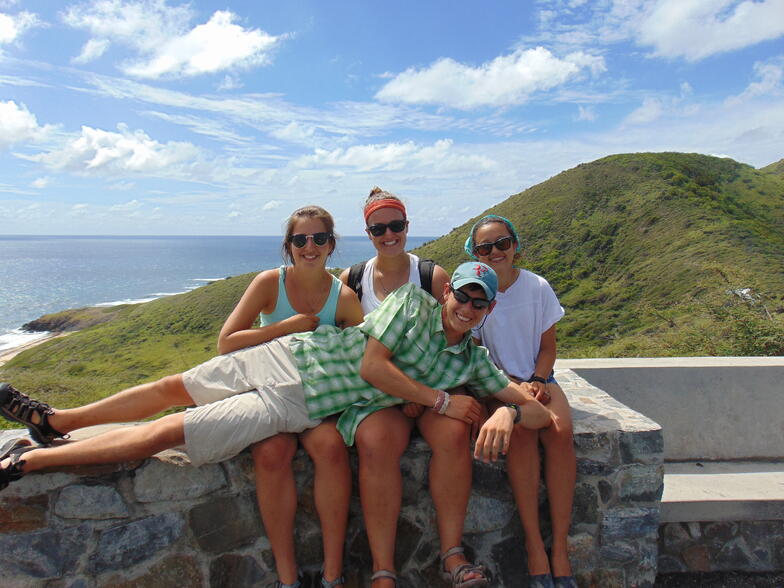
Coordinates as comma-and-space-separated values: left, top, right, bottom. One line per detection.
72, 38, 110, 64
0, 100, 52, 149
726, 56, 784, 105
577, 105, 597, 121
625, 97, 665, 125
217, 73, 243, 91
294, 139, 496, 174
376, 46, 606, 109
0, 10, 39, 45
637, 0, 784, 62
270, 121, 317, 144
262, 200, 282, 211
64, 2, 285, 79
125, 10, 282, 79
63, 0, 192, 51
29, 123, 201, 176
110, 199, 143, 212
31, 177, 49, 188
529, 0, 784, 62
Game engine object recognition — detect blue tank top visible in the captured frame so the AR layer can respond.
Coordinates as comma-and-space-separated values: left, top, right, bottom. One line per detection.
260, 266, 342, 327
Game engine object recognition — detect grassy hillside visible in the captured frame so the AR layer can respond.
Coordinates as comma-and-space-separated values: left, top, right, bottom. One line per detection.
413, 152, 784, 357
760, 158, 784, 178
2, 152, 782, 410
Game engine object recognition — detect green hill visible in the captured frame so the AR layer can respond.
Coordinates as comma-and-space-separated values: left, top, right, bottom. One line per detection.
761, 158, 784, 178
413, 152, 784, 357
2, 152, 782, 411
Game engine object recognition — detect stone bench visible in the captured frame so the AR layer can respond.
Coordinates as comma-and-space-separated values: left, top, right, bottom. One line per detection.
0, 370, 662, 587
559, 357, 784, 576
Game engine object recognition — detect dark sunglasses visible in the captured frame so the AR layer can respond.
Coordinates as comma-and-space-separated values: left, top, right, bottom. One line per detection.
473, 235, 514, 257
450, 285, 491, 310
288, 232, 332, 248
367, 219, 407, 237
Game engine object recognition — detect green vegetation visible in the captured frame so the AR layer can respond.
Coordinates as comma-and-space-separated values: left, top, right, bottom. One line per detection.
412, 152, 784, 357
1, 152, 782, 410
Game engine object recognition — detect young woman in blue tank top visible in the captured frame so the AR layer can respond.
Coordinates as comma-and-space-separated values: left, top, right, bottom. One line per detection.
219, 206, 363, 588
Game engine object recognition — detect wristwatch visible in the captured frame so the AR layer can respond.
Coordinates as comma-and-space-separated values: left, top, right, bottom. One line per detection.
505, 403, 521, 424
528, 375, 548, 384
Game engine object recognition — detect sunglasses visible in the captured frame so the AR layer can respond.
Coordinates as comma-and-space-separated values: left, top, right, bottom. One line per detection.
473, 235, 514, 257
367, 219, 407, 237
288, 232, 332, 248
450, 285, 491, 310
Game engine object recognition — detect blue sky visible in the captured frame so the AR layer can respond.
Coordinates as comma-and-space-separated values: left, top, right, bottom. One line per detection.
1, 0, 783, 236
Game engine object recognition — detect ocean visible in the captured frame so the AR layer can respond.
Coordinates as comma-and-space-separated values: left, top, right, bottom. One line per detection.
0, 235, 435, 352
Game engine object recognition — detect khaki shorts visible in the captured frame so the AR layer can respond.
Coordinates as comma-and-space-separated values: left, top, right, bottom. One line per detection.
181, 337, 320, 466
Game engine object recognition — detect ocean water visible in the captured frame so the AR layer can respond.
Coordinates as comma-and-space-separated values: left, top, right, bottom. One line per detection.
0, 235, 435, 351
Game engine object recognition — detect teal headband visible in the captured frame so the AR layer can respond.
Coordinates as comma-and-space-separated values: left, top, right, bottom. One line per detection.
463, 214, 522, 259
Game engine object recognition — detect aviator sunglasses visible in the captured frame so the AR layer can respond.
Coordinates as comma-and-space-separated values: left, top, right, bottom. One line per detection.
366, 219, 408, 237
450, 285, 492, 310
288, 232, 332, 248
473, 235, 514, 257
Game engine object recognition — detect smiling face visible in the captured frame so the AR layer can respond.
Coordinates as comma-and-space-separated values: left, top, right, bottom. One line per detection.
472, 221, 517, 272
440, 282, 494, 342
365, 207, 408, 258
285, 217, 333, 266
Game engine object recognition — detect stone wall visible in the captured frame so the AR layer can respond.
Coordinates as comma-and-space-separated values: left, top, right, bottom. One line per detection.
659, 521, 784, 574
0, 370, 663, 588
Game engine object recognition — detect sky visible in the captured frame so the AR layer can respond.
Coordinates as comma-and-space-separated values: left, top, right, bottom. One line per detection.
1, 0, 783, 236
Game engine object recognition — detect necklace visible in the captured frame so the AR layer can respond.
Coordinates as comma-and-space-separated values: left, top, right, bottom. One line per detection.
374, 264, 406, 296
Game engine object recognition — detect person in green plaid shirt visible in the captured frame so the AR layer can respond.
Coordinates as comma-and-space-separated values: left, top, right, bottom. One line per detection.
2, 264, 554, 565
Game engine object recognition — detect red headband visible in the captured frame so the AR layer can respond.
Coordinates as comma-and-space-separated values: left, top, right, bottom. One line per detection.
363, 199, 407, 223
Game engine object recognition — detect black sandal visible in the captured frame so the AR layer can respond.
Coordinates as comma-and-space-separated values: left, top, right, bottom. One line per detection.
0, 383, 66, 445
0, 439, 33, 491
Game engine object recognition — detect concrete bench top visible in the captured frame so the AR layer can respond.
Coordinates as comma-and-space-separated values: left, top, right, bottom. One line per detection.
661, 461, 784, 523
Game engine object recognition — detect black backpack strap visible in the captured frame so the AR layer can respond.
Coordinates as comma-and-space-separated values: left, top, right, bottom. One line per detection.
347, 261, 367, 301
418, 258, 436, 297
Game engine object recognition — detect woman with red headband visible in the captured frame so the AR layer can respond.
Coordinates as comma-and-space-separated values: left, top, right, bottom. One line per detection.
340, 188, 489, 587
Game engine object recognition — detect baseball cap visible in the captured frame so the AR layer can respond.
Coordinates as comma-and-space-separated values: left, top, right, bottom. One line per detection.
450, 262, 498, 301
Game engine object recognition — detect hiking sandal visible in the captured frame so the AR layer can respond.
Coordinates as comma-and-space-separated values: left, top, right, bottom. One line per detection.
440, 546, 489, 587
370, 570, 397, 586
320, 573, 345, 588
0, 383, 66, 445
0, 439, 33, 491
272, 571, 304, 588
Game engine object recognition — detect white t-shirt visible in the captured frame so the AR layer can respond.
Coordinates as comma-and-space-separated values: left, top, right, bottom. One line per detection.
359, 253, 422, 315
472, 269, 564, 381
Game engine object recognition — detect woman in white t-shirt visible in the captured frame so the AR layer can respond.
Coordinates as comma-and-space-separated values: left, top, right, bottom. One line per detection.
339, 188, 490, 588
466, 215, 577, 588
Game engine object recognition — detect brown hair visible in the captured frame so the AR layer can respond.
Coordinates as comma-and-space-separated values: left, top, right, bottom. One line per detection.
364, 186, 403, 207
281, 205, 337, 264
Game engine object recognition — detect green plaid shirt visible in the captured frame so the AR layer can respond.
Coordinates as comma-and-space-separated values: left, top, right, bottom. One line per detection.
288, 282, 509, 445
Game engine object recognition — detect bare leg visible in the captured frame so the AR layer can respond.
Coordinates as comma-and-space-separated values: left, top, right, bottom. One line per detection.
506, 423, 549, 575
251, 434, 299, 586
355, 408, 413, 587
13, 413, 186, 472
417, 410, 481, 580
539, 383, 576, 578
301, 417, 350, 587
43, 375, 194, 434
